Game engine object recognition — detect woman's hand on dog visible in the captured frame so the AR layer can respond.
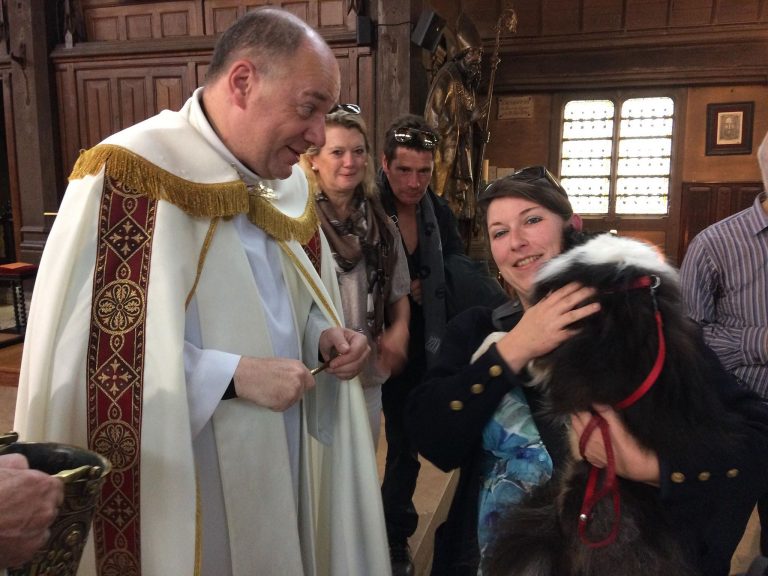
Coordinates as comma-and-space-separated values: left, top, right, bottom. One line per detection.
496, 282, 601, 373
571, 405, 661, 487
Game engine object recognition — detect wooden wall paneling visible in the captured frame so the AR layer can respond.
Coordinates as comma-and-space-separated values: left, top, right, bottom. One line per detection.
678, 181, 763, 263
331, 46, 374, 144
56, 63, 80, 180
679, 183, 716, 264
716, 0, 763, 24
84, 1, 202, 41
80, 76, 114, 152
203, 0, 351, 35
581, 0, 624, 32
354, 47, 374, 140
204, 1, 307, 35
276, 1, 314, 25
1, 70, 21, 256
669, 1, 714, 26
317, 0, 346, 28
58, 61, 193, 172
8, 0, 59, 262
625, 0, 671, 30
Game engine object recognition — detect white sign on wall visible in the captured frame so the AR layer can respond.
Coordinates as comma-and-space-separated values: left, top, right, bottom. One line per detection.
497, 95, 534, 119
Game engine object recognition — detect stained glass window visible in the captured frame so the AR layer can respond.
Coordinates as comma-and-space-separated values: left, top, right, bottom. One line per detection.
560, 97, 674, 215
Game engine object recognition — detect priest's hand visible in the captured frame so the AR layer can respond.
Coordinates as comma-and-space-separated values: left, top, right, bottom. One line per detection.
0, 453, 63, 569
318, 327, 370, 381
232, 357, 315, 411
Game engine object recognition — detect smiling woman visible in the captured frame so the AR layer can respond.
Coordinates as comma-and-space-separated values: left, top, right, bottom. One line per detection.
301, 109, 412, 448
404, 167, 600, 574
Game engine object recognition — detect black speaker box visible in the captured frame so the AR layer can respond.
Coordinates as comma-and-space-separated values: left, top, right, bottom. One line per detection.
411, 10, 445, 52
357, 15, 374, 46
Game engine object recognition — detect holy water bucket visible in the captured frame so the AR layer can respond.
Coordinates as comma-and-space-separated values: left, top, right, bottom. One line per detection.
0, 432, 111, 576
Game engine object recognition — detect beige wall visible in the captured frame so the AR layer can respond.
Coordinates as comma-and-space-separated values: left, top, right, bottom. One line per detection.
485, 93, 555, 174
683, 85, 767, 183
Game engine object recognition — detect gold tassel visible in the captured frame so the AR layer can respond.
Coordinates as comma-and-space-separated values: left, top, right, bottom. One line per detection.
248, 193, 318, 246
70, 144, 319, 243
71, 144, 249, 217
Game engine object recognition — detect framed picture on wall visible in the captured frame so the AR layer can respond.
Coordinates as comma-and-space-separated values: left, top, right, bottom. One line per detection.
706, 102, 754, 155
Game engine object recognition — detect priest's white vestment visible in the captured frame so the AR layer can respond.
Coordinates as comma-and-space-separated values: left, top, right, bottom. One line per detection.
13, 90, 390, 576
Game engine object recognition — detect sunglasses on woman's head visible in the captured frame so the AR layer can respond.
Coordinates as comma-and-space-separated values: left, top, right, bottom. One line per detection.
329, 103, 361, 114
393, 127, 439, 150
511, 166, 569, 198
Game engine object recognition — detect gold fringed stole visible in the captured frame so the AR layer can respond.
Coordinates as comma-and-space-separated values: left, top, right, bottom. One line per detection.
87, 174, 154, 576
278, 240, 341, 328
71, 144, 319, 244
75, 143, 320, 576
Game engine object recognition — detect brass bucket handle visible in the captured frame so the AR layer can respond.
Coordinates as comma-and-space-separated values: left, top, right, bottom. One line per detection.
1, 432, 105, 483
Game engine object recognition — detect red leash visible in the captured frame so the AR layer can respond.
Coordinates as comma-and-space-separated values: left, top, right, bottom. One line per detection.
577, 275, 665, 548
577, 413, 622, 547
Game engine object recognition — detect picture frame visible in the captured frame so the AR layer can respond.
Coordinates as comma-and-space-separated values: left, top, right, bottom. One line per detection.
706, 102, 754, 156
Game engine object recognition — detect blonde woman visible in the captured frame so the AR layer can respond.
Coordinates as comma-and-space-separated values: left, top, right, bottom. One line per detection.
302, 106, 410, 447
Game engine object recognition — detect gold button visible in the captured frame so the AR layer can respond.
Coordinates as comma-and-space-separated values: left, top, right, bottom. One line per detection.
726, 468, 739, 478
697, 472, 711, 482
488, 365, 503, 377
670, 472, 685, 483
470, 383, 485, 394
449, 400, 464, 411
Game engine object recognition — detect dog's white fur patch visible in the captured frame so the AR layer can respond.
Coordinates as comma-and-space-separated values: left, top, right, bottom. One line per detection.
536, 234, 678, 286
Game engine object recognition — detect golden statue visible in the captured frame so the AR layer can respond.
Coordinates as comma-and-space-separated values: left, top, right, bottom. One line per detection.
424, 13, 485, 225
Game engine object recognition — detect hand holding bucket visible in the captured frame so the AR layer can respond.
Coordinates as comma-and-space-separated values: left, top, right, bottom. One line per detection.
0, 432, 111, 576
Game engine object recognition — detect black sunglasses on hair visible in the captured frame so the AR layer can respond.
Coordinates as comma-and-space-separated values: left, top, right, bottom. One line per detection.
329, 103, 361, 114
393, 127, 439, 150
510, 165, 569, 198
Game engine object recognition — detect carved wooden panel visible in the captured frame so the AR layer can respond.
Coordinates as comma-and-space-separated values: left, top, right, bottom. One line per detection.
1, 69, 21, 258
678, 181, 762, 263
204, 0, 352, 35
205, 0, 310, 34
84, 1, 202, 41
53, 42, 374, 176
333, 46, 374, 139
56, 60, 195, 171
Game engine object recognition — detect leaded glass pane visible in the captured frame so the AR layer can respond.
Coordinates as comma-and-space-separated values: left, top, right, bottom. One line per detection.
561, 158, 611, 176
620, 117, 673, 137
561, 177, 610, 214
563, 119, 614, 139
619, 138, 671, 158
616, 177, 668, 214
617, 157, 671, 176
622, 97, 674, 118
564, 100, 614, 120
562, 139, 612, 159
561, 97, 675, 215
616, 97, 673, 214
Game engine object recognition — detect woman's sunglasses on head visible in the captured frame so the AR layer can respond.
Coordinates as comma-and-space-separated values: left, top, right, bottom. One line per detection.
510, 165, 569, 198
329, 103, 362, 115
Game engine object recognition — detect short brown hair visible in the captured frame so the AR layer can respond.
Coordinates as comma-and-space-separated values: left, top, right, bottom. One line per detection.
206, 8, 313, 82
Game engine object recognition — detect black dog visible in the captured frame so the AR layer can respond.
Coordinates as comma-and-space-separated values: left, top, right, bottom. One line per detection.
484, 234, 752, 576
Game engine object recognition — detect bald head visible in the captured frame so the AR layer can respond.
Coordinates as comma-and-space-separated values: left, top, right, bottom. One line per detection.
201, 8, 340, 179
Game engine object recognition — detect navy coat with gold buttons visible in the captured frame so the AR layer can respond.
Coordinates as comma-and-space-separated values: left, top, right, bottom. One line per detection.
406, 301, 768, 576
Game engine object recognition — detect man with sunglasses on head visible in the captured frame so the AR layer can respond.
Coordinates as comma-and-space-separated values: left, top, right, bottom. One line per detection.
13, 8, 390, 576
377, 114, 466, 575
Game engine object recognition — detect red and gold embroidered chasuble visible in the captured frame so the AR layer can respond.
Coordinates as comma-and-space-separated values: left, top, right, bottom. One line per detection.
87, 173, 156, 575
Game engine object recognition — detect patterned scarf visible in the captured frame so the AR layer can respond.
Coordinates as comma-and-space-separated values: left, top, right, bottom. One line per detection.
316, 187, 395, 336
